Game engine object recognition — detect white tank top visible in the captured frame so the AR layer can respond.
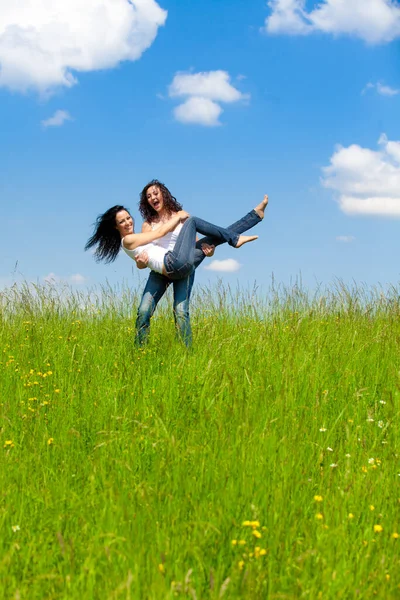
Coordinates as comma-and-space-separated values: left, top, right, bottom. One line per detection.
121, 221, 182, 275
151, 222, 182, 251
121, 239, 166, 274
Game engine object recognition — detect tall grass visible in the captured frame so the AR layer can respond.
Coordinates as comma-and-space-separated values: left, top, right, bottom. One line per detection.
1, 281, 399, 599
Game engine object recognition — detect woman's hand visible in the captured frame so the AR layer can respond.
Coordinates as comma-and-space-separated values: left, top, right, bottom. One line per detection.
201, 243, 215, 257
134, 251, 149, 269
162, 211, 190, 234
177, 210, 190, 222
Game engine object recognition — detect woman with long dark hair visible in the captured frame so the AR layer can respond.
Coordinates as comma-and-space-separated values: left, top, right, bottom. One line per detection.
85, 205, 258, 276
134, 180, 269, 347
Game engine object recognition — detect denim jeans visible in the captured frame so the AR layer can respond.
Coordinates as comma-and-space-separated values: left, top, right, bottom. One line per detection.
135, 271, 194, 347
164, 216, 240, 280
193, 209, 261, 269
135, 209, 261, 347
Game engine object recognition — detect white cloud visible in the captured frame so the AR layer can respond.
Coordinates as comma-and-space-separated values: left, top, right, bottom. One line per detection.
43, 273, 87, 285
362, 81, 400, 96
169, 71, 248, 103
336, 235, 355, 242
204, 259, 241, 273
0, 0, 167, 94
168, 70, 248, 126
69, 274, 86, 284
174, 97, 223, 127
322, 134, 400, 216
41, 110, 72, 128
266, 0, 311, 35
265, 0, 400, 44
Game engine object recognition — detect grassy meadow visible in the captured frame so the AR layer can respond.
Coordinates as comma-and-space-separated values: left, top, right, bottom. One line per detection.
0, 281, 399, 599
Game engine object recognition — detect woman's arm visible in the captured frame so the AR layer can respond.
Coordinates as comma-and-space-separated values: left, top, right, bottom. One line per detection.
123, 212, 189, 250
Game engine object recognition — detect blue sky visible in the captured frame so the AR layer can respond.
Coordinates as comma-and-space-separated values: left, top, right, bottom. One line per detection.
1, 0, 400, 293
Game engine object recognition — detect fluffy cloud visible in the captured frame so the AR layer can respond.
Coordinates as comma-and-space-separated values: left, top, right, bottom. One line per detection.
168, 70, 248, 126
322, 134, 400, 216
362, 81, 400, 96
43, 273, 87, 285
0, 0, 167, 94
173, 97, 223, 127
265, 0, 400, 44
204, 259, 241, 272
169, 71, 247, 103
41, 110, 72, 128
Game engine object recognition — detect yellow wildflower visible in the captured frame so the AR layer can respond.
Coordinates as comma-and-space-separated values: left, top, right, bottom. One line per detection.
4, 440, 14, 448
238, 540, 246, 546
259, 548, 267, 556
314, 495, 323, 502
238, 560, 245, 571
231, 539, 237, 546
315, 513, 323, 520
242, 520, 251, 527
47, 438, 54, 446
348, 513, 354, 519
374, 524, 383, 533
158, 563, 165, 574
252, 530, 262, 539
392, 533, 399, 539
369, 505, 375, 511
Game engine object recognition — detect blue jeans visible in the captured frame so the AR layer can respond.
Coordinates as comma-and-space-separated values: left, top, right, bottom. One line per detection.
135, 209, 261, 347
135, 271, 194, 347
164, 216, 240, 280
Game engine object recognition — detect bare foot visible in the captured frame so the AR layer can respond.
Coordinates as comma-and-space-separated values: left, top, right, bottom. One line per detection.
254, 195, 269, 219
235, 234, 258, 248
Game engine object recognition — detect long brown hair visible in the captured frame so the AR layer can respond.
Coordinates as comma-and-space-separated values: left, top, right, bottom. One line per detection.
139, 180, 183, 223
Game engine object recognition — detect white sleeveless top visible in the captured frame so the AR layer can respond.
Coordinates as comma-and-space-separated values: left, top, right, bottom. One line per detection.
121, 239, 166, 274
151, 222, 182, 251
121, 222, 182, 274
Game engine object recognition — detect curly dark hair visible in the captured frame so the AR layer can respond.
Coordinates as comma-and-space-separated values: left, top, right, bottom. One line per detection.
85, 205, 133, 264
139, 179, 183, 224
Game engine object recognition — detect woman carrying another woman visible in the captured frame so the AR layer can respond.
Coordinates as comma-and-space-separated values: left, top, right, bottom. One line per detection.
135, 181, 268, 346
86, 192, 260, 343
134, 181, 269, 346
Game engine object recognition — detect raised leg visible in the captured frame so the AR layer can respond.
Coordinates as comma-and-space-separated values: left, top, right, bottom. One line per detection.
165, 216, 257, 279
193, 205, 265, 269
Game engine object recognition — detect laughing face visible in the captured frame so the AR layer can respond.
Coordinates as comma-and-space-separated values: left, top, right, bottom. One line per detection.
115, 210, 134, 237
146, 185, 164, 214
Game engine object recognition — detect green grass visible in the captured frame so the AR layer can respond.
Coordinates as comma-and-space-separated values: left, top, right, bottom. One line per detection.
1, 281, 399, 599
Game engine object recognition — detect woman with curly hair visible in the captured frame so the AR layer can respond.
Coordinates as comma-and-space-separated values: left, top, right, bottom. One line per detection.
134, 180, 268, 347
